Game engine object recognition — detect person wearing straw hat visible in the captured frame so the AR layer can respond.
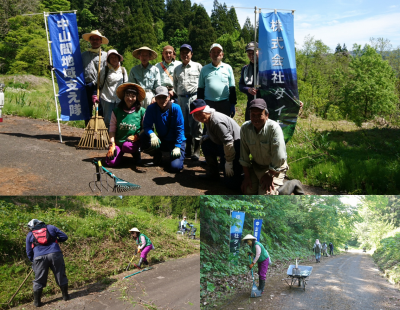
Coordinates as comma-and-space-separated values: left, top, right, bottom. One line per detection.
197, 43, 237, 117
140, 86, 186, 172
98, 49, 128, 128
242, 234, 271, 295
190, 99, 242, 190
173, 44, 203, 161
26, 219, 69, 307
105, 83, 146, 167
155, 45, 181, 102
81, 30, 109, 124
240, 98, 288, 195
129, 227, 154, 269
128, 46, 161, 109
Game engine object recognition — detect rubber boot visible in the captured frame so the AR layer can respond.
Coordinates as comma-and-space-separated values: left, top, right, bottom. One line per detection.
191, 138, 201, 161
133, 151, 142, 166
143, 259, 149, 266
258, 280, 266, 294
198, 156, 220, 180
33, 289, 42, 307
185, 135, 193, 158
60, 284, 70, 301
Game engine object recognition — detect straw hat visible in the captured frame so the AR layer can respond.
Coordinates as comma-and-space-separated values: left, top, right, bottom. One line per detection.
132, 46, 158, 60
129, 227, 140, 233
82, 30, 109, 45
242, 234, 257, 241
116, 83, 146, 102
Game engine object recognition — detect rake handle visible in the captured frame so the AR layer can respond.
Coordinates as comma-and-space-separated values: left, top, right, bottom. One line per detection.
8, 269, 33, 305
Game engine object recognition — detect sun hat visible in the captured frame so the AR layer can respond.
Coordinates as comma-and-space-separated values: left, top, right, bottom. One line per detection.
82, 30, 109, 45
242, 234, 257, 241
116, 83, 146, 102
209, 43, 223, 52
107, 49, 123, 62
129, 227, 140, 233
132, 46, 158, 60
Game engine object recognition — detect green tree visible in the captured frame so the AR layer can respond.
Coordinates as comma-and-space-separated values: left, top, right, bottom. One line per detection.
41, 0, 71, 12
240, 17, 254, 43
335, 43, 342, 54
210, 0, 232, 37
228, 6, 240, 32
169, 28, 188, 51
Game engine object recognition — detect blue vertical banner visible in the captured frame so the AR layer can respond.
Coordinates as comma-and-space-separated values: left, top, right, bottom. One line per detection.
48, 13, 90, 121
258, 12, 300, 142
253, 219, 263, 242
230, 211, 245, 261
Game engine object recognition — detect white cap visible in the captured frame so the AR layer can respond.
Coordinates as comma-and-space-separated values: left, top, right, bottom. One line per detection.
209, 43, 223, 52
129, 227, 140, 233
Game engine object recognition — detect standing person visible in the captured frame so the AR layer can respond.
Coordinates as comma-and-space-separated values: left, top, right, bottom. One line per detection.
180, 216, 188, 232
26, 219, 69, 307
197, 43, 237, 117
321, 242, 328, 257
105, 83, 146, 167
140, 86, 186, 172
240, 99, 288, 195
313, 239, 322, 263
155, 45, 181, 102
190, 99, 242, 190
128, 46, 160, 109
173, 44, 203, 160
98, 49, 128, 128
242, 234, 271, 294
329, 242, 334, 256
129, 227, 154, 269
239, 41, 261, 121
81, 30, 108, 125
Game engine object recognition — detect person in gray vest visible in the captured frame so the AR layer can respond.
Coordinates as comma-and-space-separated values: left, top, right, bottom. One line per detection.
81, 30, 108, 125
26, 219, 69, 307
173, 44, 203, 160
190, 99, 242, 190
128, 46, 161, 109
243, 234, 271, 294
313, 239, 322, 263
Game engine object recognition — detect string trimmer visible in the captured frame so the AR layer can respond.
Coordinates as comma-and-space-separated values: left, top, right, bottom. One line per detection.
249, 255, 262, 298
90, 158, 140, 193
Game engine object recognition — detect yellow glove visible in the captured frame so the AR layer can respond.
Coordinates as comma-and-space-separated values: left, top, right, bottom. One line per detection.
127, 134, 139, 143
106, 142, 116, 159
171, 147, 181, 159
150, 133, 160, 148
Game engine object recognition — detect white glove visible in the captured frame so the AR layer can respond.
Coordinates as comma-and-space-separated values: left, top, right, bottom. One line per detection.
225, 161, 234, 177
150, 133, 160, 148
200, 135, 209, 145
171, 147, 181, 159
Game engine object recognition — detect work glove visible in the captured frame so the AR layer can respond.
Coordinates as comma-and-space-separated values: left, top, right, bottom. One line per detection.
230, 104, 236, 118
171, 147, 181, 159
150, 133, 160, 148
225, 161, 234, 177
106, 142, 116, 160
92, 95, 99, 104
249, 263, 255, 270
199, 135, 209, 145
137, 248, 141, 254
127, 134, 139, 143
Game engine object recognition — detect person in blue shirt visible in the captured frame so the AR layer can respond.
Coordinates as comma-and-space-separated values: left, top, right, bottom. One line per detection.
26, 219, 69, 307
140, 86, 186, 172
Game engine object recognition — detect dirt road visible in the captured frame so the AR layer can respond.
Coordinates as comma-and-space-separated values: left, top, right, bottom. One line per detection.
12, 254, 200, 310
0, 116, 333, 196
219, 251, 400, 310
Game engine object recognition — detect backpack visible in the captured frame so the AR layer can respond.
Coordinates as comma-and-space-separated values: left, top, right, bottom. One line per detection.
100, 66, 126, 91
31, 225, 56, 248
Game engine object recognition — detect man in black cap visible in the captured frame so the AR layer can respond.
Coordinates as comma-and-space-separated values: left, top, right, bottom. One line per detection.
26, 219, 69, 307
190, 99, 242, 190
239, 98, 288, 195
239, 41, 260, 121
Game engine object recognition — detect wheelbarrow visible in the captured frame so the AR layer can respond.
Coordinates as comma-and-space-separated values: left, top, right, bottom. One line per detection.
282, 264, 313, 291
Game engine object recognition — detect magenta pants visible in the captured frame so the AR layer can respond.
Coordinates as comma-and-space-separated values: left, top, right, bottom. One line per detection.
258, 257, 269, 281
105, 140, 140, 167
140, 245, 153, 262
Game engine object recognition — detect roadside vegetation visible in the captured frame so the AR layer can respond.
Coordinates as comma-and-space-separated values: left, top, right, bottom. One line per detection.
0, 196, 200, 308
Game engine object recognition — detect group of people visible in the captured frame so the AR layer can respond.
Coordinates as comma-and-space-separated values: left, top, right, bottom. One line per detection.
81, 29, 304, 195
26, 219, 153, 307
313, 239, 334, 262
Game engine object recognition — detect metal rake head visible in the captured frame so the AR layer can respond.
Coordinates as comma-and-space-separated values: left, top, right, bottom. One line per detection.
113, 177, 141, 192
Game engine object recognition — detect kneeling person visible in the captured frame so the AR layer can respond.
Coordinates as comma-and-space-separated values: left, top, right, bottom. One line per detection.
190, 99, 242, 190
26, 219, 69, 307
141, 86, 186, 172
240, 99, 288, 195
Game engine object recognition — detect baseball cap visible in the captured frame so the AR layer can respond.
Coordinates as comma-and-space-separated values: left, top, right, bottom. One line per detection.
190, 99, 207, 114
249, 98, 268, 113
246, 41, 258, 51
180, 44, 192, 52
154, 86, 169, 97
209, 43, 223, 52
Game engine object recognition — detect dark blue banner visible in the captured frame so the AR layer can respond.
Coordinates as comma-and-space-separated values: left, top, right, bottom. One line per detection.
259, 12, 300, 142
253, 219, 263, 242
48, 13, 89, 121
230, 211, 245, 258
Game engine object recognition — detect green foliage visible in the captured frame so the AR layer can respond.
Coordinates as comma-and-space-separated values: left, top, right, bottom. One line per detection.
240, 17, 254, 43
169, 29, 189, 52
42, 0, 71, 12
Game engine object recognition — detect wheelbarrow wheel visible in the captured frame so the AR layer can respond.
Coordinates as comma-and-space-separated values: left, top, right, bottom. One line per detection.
303, 279, 306, 291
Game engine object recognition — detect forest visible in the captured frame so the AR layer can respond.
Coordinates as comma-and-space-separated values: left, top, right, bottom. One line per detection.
200, 195, 400, 308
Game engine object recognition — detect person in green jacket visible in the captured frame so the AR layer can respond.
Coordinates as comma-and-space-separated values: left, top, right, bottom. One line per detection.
105, 83, 146, 167
129, 227, 154, 269
243, 234, 271, 294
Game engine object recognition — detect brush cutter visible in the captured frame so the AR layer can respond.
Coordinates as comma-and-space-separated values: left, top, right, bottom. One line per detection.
90, 158, 140, 193
249, 255, 262, 298
125, 248, 138, 271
